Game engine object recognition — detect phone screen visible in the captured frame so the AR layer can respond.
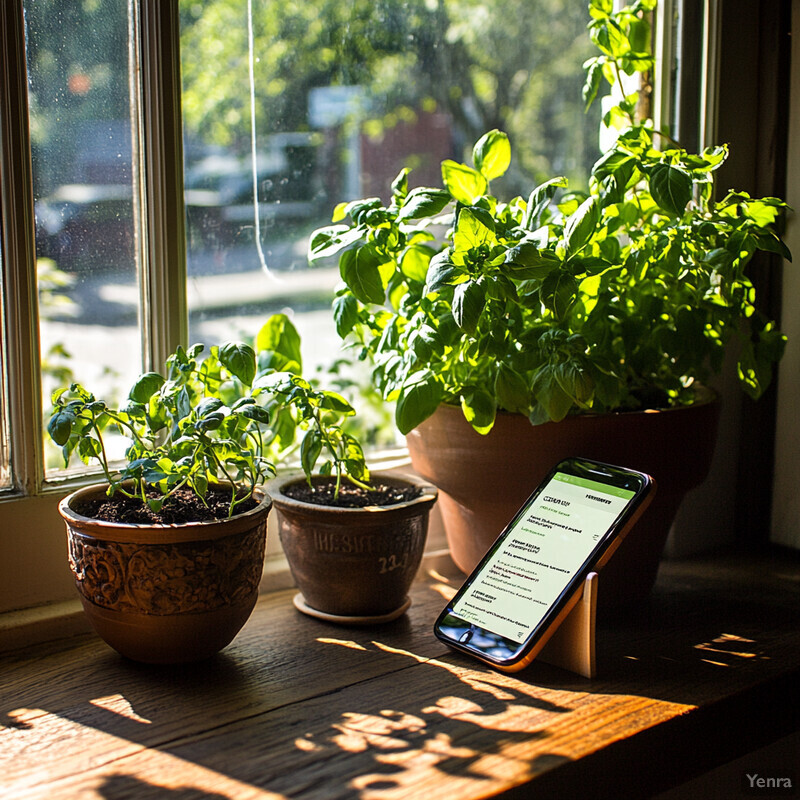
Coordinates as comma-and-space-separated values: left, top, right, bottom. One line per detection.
435, 458, 653, 667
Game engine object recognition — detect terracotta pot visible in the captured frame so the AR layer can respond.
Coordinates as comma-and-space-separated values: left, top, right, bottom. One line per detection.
59, 484, 271, 663
406, 396, 720, 605
268, 472, 438, 622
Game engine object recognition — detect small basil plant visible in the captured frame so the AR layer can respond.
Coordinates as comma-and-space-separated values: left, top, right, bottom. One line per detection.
309, 0, 790, 436
48, 314, 370, 517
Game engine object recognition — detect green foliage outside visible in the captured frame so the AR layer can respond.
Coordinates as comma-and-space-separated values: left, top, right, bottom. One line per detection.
311, 0, 791, 435
179, 0, 601, 190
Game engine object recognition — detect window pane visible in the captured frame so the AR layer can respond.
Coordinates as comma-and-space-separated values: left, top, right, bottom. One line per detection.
25, 1, 142, 475
180, 0, 601, 435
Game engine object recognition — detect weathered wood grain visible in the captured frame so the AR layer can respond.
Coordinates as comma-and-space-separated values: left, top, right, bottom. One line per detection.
2, 554, 798, 799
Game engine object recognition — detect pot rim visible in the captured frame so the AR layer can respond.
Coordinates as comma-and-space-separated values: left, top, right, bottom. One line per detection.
59, 482, 272, 543
265, 470, 438, 516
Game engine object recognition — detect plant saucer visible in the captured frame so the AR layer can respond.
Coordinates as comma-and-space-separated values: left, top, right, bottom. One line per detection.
292, 593, 411, 625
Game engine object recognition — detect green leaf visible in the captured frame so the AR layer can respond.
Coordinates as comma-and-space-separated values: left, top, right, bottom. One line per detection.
504, 243, 561, 279
391, 168, 410, 198
554, 361, 594, 405
525, 176, 568, 229
300, 429, 323, 478
397, 188, 451, 220
582, 57, 604, 110
742, 199, 781, 227
540, 270, 578, 318
472, 130, 511, 181
460, 388, 496, 434
453, 207, 496, 252
593, 149, 636, 191
308, 225, 364, 262
395, 371, 443, 435
339, 246, 386, 304
441, 160, 488, 205
333, 293, 359, 337
193, 473, 208, 499
77, 436, 102, 464
588, 0, 613, 19
219, 342, 256, 386
425, 251, 460, 292
627, 17, 651, 55
753, 231, 792, 262
176, 387, 192, 421
591, 19, 629, 59
256, 313, 303, 370
452, 280, 486, 333
47, 408, 75, 446
197, 397, 224, 417
400, 243, 435, 282
532, 367, 575, 422
196, 411, 224, 431
318, 391, 354, 414
564, 196, 600, 256
236, 404, 271, 424
649, 163, 692, 216
495, 364, 530, 414
129, 372, 165, 404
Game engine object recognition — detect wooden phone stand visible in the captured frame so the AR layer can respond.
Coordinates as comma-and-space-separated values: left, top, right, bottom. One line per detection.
536, 571, 598, 678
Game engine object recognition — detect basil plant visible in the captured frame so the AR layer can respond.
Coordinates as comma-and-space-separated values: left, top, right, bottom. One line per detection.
48, 314, 369, 516
310, 0, 790, 436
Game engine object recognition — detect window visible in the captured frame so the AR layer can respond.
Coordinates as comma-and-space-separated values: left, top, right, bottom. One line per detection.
0, 0, 653, 619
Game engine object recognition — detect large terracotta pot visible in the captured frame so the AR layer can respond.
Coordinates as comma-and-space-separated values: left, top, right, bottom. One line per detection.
268, 472, 437, 622
406, 396, 720, 605
59, 484, 271, 663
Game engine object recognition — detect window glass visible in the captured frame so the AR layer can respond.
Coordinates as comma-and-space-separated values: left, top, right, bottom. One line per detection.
179, 0, 602, 441
24, 1, 142, 475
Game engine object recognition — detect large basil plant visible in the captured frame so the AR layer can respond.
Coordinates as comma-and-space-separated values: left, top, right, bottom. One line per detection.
310, 0, 790, 435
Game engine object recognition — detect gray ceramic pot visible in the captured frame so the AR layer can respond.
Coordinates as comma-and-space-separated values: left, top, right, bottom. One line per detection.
268, 472, 438, 622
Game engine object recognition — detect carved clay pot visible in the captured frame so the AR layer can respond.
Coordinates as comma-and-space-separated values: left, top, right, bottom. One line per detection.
59, 484, 271, 663
267, 472, 437, 623
406, 395, 720, 606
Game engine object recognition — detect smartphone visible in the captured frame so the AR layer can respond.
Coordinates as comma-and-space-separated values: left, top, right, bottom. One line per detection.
433, 457, 655, 672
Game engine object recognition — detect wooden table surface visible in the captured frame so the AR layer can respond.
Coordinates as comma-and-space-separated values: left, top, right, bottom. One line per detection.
2, 551, 799, 799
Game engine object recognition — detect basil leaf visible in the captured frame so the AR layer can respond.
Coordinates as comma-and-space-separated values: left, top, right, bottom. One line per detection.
129, 372, 165, 404
219, 342, 257, 386
473, 129, 511, 181
649, 163, 692, 216
339, 246, 386, 305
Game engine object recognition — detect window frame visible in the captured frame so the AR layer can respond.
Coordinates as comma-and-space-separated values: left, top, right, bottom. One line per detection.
0, 0, 189, 618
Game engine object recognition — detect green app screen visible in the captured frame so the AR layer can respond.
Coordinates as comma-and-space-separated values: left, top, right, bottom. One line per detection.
451, 472, 634, 643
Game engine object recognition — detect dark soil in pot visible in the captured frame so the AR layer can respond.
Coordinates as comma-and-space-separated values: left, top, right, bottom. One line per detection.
73, 486, 258, 525
283, 481, 423, 508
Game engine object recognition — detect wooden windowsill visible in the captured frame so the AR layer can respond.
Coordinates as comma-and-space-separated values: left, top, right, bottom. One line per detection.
2, 550, 799, 799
